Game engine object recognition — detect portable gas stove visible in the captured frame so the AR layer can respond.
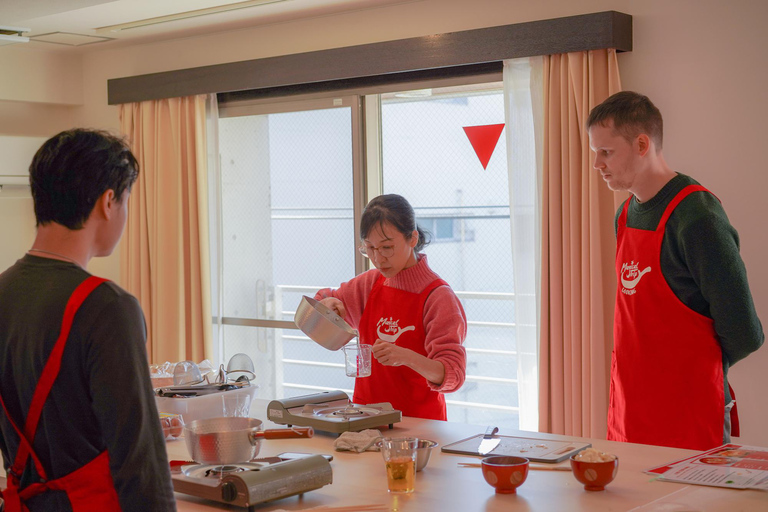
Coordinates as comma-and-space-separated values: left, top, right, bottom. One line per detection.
267, 390, 402, 434
172, 455, 332, 510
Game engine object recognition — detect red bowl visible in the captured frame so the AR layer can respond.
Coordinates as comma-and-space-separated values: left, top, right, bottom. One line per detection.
481, 456, 529, 494
570, 456, 619, 491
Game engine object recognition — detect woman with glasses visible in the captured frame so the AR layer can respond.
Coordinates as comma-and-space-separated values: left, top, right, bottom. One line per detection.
315, 194, 467, 420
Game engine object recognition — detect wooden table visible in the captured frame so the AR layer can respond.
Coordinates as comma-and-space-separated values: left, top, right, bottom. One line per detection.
1, 400, 765, 511
168, 399, 767, 511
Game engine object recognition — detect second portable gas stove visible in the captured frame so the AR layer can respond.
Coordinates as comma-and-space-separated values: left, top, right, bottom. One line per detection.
267, 390, 402, 434
172, 456, 332, 510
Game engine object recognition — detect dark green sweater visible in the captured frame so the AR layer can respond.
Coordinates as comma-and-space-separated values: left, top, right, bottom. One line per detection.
615, 173, 764, 403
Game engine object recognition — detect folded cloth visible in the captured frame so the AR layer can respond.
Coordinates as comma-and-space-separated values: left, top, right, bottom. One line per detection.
332, 429, 383, 453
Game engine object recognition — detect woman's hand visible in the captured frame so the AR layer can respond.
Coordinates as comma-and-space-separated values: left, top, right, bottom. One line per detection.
371, 339, 412, 366
372, 340, 446, 386
319, 297, 347, 319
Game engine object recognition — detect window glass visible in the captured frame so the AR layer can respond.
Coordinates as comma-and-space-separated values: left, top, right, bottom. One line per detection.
381, 85, 520, 428
217, 105, 355, 398
215, 82, 530, 431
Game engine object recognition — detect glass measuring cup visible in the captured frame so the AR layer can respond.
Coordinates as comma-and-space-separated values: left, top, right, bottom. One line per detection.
342, 343, 372, 377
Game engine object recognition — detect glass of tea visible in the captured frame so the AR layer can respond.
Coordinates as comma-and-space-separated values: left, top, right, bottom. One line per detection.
380, 437, 418, 494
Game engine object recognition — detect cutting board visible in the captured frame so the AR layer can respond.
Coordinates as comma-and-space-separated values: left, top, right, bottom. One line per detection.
441, 434, 590, 463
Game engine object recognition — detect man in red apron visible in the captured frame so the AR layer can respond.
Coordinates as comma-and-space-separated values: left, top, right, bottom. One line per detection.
0, 130, 175, 510
0, 277, 122, 511
587, 92, 763, 450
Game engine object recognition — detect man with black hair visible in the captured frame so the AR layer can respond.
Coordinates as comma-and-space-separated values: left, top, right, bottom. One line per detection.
588, 91, 763, 451
0, 129, 175, 511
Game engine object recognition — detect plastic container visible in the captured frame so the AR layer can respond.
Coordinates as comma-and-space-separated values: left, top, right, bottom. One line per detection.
150, 361, 175, 389
155, 384, 259, 424
159, 412, 185, 440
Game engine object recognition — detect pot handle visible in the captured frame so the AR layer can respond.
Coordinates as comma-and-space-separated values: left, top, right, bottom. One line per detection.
254, 427, 315, 440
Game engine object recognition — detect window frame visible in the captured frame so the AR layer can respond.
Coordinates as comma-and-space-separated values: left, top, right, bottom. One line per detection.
212, 72, 524, 424
214, 95, 367, 344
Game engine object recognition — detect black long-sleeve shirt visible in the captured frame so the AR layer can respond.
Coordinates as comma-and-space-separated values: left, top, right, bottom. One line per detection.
615, 173, 764, 402
0, 255, 176, 511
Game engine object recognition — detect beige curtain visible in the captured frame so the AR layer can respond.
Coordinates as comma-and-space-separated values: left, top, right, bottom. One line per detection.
539, 49, 624, 439
119, 95, 213, 364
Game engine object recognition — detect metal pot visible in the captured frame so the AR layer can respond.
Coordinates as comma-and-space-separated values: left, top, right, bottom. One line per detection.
184, 417, 264, 464
294, 295, 358, 351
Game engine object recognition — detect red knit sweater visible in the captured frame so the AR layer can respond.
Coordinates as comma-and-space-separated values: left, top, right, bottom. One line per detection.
315, 255, 467, 393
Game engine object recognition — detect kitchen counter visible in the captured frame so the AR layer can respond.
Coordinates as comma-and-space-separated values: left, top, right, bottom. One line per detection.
167, 399, 767, 511
1, 398, 764, 510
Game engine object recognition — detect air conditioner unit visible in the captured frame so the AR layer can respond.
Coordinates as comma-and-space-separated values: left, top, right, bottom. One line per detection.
0, 26, 30, 47
0, 136, 46, 191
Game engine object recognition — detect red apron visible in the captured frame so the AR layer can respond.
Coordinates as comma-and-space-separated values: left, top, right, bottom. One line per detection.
0, 276, 123, 512
354, 276, 448, 420
609, 185, 736, 450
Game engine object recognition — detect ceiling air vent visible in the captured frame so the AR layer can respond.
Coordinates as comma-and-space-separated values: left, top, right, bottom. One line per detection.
95, 0, 290, 33
29, 32, 113, 47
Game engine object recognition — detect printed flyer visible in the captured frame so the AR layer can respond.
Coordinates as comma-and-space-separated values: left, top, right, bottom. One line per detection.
645, 444, 768, 490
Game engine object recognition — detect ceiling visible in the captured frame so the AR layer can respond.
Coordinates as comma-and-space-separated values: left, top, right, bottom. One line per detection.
1, 0, 414, 50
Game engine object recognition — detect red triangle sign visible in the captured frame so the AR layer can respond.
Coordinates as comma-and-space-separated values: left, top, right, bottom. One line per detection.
463, 123, 505, 170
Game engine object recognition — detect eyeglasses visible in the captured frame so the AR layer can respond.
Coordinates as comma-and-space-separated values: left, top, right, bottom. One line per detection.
358, 243, 395, 259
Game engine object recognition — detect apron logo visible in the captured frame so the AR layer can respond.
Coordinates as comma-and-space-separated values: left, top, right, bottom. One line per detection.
376, 317, 416, 343
620, 261, 651, 295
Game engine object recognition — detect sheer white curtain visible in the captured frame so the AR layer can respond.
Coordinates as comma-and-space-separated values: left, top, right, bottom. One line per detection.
503, 57, 544, 432
204, 94, 224, 364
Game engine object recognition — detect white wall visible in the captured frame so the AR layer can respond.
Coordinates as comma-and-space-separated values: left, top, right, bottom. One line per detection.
2, 0, 766, 444
0, 49, 82, 105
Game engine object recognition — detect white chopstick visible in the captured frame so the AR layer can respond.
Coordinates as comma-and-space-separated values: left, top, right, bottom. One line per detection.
457, 462, 570, 471
272, 506, 388, 512
310, 505, 388, 512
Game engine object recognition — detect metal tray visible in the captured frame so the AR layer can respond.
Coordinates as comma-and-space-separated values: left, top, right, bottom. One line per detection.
441, 434, 590, 463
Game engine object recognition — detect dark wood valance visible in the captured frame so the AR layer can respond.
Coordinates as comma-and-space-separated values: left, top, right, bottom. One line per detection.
107, 10, 631, 105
